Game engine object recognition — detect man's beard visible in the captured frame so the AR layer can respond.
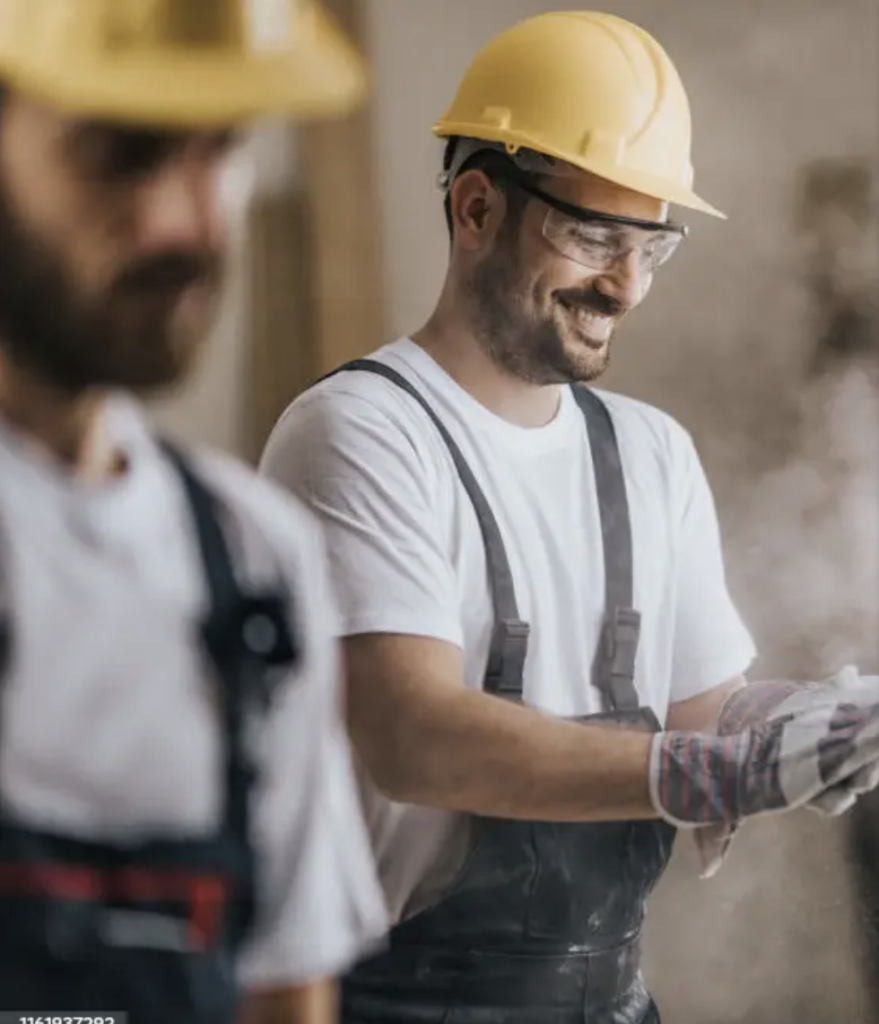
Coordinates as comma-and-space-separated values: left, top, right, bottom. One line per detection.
464, 227, 620, 386
0, 178, 221, 396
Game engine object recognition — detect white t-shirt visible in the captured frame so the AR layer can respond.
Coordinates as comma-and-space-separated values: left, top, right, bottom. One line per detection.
0, 396, 387, 990
260, 337, 757, 923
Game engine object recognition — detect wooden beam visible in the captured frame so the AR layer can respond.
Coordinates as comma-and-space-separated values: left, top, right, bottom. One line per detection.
246, 187, 315, 459
297, 0, 386, 374
244, 0, 383, 459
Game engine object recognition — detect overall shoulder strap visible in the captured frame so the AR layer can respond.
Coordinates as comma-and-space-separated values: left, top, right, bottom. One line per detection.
570, 386, 641, 712
320, 359, 529, 701
160, 440, 298, 836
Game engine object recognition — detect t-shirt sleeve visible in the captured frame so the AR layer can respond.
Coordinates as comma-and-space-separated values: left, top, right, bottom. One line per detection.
236, 514, 388, 990
260, 389, 464, 647
668, 430, 757, 704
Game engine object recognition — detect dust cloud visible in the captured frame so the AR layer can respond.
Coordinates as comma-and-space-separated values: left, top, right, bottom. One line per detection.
644, 312, 878, 1022
729, 355, 879, 679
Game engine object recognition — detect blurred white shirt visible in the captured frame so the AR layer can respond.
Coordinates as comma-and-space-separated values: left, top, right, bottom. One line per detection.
0, 395, 387, 990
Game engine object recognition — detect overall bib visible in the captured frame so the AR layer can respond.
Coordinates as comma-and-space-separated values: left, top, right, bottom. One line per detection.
329, 361, 676, 1024
0, 443, 297, 1024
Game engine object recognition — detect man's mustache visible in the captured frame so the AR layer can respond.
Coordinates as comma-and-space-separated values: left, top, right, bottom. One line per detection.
555, 288, 625, 318
112, 252, 220, 295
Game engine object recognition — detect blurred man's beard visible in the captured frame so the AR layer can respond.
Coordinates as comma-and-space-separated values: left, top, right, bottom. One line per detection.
466, 229, 615, 387
0, 180, 220, 396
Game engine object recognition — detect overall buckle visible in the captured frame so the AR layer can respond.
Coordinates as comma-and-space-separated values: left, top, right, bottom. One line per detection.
486, 618, 531, 699
597, 607, 641, 711
605, 607, 641, 681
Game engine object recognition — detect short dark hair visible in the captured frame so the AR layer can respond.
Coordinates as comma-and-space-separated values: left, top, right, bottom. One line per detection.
442, 136, 530, 239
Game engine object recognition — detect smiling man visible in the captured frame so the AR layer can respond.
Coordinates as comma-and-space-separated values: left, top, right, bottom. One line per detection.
260, 11, 879, 1024
0, 2, 387, 1023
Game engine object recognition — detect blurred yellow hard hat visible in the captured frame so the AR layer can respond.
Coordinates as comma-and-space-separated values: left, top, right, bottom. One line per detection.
433, 10, 723, 219
0, 0, 368, 126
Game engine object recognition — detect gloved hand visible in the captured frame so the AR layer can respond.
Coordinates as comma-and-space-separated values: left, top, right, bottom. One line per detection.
649, 669, 879, 836
691, 667, 879, 877
739, 668, 879, 816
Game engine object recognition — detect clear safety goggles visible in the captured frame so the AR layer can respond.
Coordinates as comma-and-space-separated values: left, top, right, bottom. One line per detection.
507, 176, 688, 275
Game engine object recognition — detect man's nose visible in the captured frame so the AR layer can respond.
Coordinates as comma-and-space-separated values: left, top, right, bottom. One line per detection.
135, 156, 223, 255
592, 251, 652, 311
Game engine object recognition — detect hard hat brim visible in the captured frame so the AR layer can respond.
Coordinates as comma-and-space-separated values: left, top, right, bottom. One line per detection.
433, 122, 727, 221
3, 5, 368, 127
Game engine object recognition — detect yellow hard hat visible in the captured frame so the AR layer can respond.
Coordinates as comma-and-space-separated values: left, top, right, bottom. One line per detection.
0, 0, 368, 126
433, 11, 724, 219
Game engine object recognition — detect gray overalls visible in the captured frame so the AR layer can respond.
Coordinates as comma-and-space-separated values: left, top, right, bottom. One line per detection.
328, 360, 676, 1024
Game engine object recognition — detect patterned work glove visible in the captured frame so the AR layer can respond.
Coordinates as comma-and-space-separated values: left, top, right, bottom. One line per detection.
649, 668, 879, 839
722, 667, 879, 815
689, 667, 879, 878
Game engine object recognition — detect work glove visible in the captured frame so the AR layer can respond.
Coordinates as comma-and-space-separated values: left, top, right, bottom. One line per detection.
649, 668, 879, 861
766, 667, 879, 815
689, 668, 879, 878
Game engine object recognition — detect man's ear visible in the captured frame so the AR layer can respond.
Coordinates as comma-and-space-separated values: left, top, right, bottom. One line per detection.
449, 169, 506, 252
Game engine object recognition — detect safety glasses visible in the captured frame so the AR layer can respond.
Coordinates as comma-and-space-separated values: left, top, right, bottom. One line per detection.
504, 176, 689, 275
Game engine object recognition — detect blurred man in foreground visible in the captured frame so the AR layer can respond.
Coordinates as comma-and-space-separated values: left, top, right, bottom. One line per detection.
0, 1, 386, 1022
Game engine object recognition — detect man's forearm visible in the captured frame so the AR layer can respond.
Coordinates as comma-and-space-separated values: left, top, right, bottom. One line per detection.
368, 683, 656, 823
349, 632, 879, 831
